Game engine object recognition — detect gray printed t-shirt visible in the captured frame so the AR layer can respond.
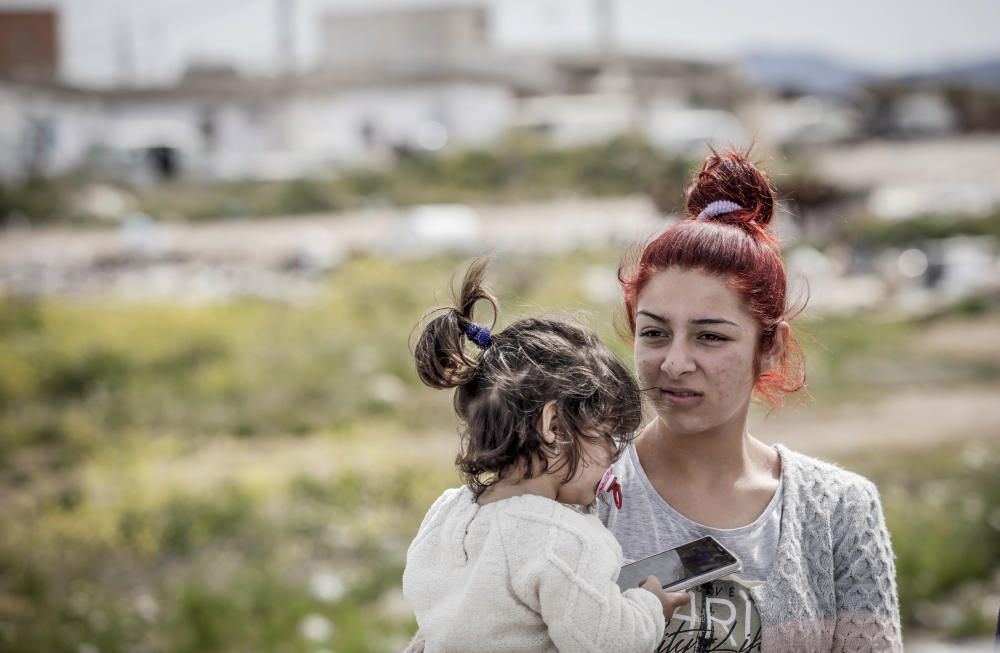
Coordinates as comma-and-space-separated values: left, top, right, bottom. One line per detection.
598, 443, 783, 652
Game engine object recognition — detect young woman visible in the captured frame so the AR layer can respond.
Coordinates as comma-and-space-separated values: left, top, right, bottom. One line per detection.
603, 150, 902, 652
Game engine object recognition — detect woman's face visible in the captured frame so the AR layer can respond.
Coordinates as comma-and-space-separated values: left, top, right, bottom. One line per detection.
633, 267, 762, 437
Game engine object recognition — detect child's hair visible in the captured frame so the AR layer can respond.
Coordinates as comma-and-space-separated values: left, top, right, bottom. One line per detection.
413, 258, 642, 497
618, 148, 806, 406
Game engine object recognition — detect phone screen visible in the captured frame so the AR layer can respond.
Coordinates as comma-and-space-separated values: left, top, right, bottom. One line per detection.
616, 536, 740, 591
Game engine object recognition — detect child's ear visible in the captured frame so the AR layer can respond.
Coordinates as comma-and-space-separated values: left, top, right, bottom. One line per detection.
760, 321, 790, 375
538, 400, 560, 445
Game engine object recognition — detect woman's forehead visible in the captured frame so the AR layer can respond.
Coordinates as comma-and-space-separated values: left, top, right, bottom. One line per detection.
636, 268, 745, 316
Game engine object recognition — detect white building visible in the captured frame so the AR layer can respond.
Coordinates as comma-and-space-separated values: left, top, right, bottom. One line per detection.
319, 4, 490, 71
0, 78, 104, 180
0, 65, 524, 182
0, 3, 749, 183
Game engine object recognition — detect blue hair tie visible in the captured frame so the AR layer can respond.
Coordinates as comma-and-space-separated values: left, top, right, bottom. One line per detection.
465, 323, 492, 350
697, 200, 743, 220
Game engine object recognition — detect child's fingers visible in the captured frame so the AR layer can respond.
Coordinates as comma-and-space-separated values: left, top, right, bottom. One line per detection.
659, 591, 689, 620
662, 592, 688, 607
637, 578, 690, 620
639, 575, 661, 590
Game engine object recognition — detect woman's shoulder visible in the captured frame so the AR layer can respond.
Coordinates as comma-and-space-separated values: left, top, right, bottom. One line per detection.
777, 445, 880, 507
777, 446, 892, 559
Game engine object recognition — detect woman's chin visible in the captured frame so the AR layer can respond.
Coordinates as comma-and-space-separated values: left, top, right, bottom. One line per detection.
652, 401, 748, 438
657, 419, 702, 436
653, 411, 713, 437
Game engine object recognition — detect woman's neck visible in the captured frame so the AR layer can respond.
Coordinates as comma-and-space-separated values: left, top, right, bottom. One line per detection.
639, 408, 772, 484
637, 416, 781, 529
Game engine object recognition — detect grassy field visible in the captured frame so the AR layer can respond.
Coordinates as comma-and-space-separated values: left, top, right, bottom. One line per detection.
1, 249, 998, 651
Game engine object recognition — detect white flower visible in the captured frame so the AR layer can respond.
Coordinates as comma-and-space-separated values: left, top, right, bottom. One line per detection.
300, 614, 334, 642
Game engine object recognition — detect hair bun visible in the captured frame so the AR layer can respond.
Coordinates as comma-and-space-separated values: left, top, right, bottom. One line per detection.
685, 150, 775, 230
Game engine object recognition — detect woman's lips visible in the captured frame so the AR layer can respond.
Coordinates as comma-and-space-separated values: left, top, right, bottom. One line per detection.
659, 387, 703, 406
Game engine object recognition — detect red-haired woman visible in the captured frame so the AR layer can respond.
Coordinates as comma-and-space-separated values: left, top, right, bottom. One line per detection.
605, 150, 902, 652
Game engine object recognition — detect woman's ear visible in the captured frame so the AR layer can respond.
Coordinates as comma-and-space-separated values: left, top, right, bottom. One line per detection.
538, 400, 560, 445
760, 321, 790, 375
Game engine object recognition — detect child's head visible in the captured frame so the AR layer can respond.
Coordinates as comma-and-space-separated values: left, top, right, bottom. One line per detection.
413, 258, 642, 498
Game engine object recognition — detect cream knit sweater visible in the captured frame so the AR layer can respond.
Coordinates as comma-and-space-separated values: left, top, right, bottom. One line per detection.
402, 487, 665, 653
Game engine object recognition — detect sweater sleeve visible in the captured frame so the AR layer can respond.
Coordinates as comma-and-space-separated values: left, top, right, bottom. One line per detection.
830, 478, 903, 652
501, 512, 665, 653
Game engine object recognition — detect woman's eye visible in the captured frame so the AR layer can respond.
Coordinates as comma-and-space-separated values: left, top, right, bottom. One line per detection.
700, 333, 728, 342
640, 329, 666, 338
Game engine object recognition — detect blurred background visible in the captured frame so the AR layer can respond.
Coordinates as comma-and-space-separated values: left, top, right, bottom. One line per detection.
1, 0, 999, 651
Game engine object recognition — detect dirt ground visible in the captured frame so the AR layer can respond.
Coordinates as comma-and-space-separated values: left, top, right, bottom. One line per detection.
754, 315, 1000, 458
750, 384, 1000, 458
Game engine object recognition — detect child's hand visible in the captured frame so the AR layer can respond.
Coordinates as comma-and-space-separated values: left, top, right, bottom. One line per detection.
639, 576, 689, 621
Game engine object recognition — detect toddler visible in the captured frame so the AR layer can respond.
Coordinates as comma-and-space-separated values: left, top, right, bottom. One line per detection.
402, 259, 680, 652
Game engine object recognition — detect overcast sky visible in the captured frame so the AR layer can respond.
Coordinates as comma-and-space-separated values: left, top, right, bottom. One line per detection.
5, 0, 1000, 86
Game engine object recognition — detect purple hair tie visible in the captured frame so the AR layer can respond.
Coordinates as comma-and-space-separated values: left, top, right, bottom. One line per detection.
697, 200, 743, 220
465, 322, 492, 350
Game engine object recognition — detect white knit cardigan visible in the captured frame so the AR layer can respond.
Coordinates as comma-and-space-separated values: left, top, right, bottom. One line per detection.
402, 487, 665, 653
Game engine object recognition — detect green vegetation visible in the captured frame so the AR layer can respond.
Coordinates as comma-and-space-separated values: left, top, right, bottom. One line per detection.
0, 250, 997, 650
0, 176, 74, 224
851, 209, 1000, 250
0, 251, 640, 468
2, 432, 448, 653
1, 135, 695, 224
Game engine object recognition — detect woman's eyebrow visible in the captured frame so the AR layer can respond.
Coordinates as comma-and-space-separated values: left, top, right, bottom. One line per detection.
637, 311, 739, 328
691, 318, 740, 328
636, 310, 666, 323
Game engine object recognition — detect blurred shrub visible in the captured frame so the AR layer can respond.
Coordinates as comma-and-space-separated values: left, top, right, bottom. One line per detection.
0, 177, 72, 225
2, 252, 997, 463
119, 483, 257, 557
0, 255, 514, 466
328, 133, 693, 209
272, 178, 342, 215
6, 136, 694, 223
851, 209, 1000, 249
0, 448, 440, 653
941, 85, 1000, 132
92, 135, 692, 220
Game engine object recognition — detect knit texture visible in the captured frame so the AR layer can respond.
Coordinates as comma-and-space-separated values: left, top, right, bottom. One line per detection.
602, 444, 903, 652
402, 487, 665, 653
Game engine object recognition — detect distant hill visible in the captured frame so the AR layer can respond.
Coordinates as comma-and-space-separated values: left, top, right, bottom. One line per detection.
902, 57, 1000, 89
741, 50, 1000, 95
740, 50, 871, 97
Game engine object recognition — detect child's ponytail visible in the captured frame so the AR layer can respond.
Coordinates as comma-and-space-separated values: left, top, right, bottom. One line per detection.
413, 257, 498, 390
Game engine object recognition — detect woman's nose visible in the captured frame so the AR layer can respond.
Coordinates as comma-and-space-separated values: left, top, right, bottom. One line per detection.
661, 343, 696, 377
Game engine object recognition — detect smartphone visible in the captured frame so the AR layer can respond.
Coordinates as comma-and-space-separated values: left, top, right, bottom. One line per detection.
616, 536, 742, 593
